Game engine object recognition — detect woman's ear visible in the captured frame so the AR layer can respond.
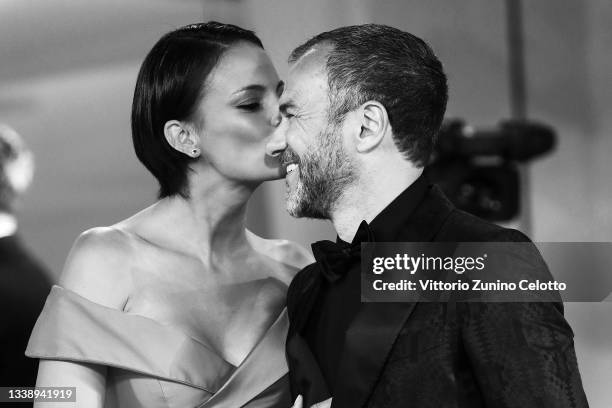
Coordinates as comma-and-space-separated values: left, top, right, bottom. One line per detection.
355, 101, 389, 153
164, 120, 201, 158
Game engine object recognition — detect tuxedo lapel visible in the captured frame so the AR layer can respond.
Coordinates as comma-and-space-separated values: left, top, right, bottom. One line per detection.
333, 185, 455, 407
286, 263, 331, 405
287, 263, 323, 335
286, 332, 330, 405
332, 302, 416, 407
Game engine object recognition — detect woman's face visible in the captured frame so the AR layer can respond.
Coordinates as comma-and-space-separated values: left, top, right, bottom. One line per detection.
194, 42, 284, 183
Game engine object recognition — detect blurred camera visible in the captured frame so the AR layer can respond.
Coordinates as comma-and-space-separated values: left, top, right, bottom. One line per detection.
425, 119, 556, 221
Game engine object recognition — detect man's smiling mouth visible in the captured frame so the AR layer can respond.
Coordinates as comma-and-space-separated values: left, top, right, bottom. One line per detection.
286, 163, 299, 174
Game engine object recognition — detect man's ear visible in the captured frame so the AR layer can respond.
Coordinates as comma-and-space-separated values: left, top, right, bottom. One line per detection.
164, 120, 201, 158
355, 101, 389, 153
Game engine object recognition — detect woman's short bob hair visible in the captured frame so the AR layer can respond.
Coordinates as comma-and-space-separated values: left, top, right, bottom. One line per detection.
131, 22, 263, 198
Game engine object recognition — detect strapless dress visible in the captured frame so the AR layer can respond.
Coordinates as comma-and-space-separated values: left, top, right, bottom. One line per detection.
26, 285, 291, 408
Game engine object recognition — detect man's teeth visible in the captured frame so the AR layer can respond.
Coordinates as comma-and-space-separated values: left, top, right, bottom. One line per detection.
286, 163, 299, 174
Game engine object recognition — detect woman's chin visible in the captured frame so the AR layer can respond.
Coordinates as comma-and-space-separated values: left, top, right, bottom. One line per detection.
259, 165, 285, 182
260, 171, 284, 182
236, 169, 283, 185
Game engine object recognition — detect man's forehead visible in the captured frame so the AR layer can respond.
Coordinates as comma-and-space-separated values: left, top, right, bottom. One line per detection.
283, 45, 331, 104
289, 44, 332, 80
292, 43, 332, 69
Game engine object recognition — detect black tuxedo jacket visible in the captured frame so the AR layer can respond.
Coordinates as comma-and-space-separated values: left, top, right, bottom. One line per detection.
0, 234, 52, 387
286, 184, 588, 408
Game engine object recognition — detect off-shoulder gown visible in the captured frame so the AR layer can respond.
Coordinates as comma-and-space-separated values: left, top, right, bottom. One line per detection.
26, 285, 291, 408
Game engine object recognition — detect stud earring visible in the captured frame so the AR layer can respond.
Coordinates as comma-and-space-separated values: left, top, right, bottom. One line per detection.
191, 147, 201, 157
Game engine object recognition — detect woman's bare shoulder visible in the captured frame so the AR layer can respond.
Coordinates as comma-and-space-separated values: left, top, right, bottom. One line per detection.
246, 230, 315, 282
58, 226, 135, 310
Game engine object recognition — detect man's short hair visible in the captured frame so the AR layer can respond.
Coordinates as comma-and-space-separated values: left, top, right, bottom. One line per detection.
290, 24, 448, 167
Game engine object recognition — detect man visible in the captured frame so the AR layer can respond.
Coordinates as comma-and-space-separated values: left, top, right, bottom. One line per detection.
0, 124, 51, 388
265, 25, 588, 408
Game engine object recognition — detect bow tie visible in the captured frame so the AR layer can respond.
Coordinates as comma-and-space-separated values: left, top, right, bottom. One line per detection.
311, 220, 375, 283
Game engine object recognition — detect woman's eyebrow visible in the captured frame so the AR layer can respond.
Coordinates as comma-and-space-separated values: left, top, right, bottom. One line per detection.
232, 84, 266, 95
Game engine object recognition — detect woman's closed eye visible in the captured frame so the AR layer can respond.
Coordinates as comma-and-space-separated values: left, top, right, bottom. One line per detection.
238, 102, 263, 112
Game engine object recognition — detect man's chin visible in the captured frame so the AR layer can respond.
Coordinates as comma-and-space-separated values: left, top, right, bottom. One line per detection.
285, 198, 303, 218
285, 188, 303, 217
286, 199, 328, 220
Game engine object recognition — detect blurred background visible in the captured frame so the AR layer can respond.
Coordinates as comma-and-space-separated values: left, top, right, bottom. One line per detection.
0, 0, 610, 405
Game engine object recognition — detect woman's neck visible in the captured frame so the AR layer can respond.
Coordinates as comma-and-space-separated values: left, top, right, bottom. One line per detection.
151, 169, 259, 265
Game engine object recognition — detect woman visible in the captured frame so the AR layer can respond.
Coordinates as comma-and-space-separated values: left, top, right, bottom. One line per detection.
26, 22, 311, 408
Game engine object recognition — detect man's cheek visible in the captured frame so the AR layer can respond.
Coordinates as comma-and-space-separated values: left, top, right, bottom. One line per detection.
295, 119, 313, 137
298, 113, 328, 135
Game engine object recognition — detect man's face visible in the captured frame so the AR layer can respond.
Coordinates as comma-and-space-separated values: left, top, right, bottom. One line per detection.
276, 47, 355, 219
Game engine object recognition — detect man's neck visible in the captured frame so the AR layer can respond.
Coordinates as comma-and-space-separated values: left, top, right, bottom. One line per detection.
330, 167, 423, 242
0, 212, 17, 239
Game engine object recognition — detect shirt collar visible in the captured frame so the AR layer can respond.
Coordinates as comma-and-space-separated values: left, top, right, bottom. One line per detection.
338, 174, 431, 244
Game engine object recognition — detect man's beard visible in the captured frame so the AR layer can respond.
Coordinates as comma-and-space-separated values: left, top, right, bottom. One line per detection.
282, 121, 355, 219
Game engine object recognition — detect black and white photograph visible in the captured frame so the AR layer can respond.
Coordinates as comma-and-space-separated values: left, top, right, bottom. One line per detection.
0, 0, 610, 407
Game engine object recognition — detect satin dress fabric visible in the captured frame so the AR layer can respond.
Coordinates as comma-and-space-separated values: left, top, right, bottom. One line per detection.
26, 285, 291, 408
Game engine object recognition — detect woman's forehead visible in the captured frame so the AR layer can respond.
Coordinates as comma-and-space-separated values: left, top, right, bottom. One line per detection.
206, 43, 278, 94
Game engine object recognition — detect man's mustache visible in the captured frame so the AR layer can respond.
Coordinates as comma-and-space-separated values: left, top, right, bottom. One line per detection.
280, 148, 301, 167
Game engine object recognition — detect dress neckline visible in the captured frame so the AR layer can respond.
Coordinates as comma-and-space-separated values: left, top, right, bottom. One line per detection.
124, 276, 286, 368
28, 285, 289, 400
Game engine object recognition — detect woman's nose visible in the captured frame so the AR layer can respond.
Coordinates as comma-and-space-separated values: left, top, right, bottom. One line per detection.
270, 110, 282, 127
266, 123, 287, 157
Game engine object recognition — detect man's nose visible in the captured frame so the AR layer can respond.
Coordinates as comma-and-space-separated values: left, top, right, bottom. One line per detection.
266, 121, 287, 158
